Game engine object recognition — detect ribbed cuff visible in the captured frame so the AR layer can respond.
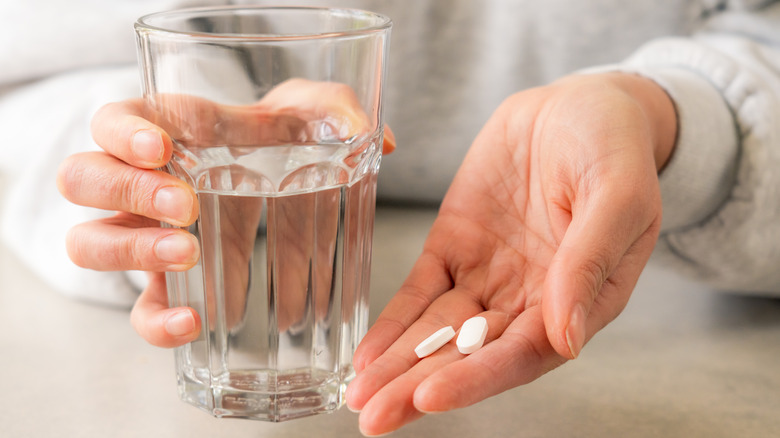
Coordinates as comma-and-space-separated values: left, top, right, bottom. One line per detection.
639, 67, 739, 232
578, 61, 740, 232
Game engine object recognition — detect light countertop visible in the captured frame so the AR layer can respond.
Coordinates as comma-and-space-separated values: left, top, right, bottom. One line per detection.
2, 206, 779, 437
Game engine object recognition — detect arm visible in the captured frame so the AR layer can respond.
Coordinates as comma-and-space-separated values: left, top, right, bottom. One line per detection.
600, 1, 780, 294
0, 67, 146, 307
348, 2, 780, 434
0, 1, 223, 306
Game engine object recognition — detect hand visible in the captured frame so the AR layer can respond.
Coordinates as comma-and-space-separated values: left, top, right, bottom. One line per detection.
345, 72, 677, 435
56, 79, 396, 348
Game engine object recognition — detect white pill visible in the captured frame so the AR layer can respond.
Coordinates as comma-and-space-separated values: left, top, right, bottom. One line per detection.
456, 316, 488, 354
414, 326, 456, 358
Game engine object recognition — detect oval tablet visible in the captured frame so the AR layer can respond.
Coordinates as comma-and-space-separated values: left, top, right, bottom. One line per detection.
456, 316, 488, 354
414, 326, 456, 358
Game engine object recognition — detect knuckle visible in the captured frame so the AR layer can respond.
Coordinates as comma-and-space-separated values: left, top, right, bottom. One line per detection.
120, 229, 163, 271
95, 236, 125, 270
125, 231, 151, 269
65, 217, 163, 271
121, 168, 160, 216
574, 254, 611, 301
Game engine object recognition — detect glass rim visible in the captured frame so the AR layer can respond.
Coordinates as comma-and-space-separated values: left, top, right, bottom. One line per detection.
135, 5, 392, 41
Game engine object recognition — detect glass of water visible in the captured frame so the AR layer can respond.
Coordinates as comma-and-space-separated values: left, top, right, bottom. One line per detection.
134, 6, 391, 421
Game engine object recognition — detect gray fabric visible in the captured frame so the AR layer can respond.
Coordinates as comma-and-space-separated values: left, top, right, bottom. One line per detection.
0, 0, 778, 304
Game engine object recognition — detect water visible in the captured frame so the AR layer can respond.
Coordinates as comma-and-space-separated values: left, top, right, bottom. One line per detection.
164, 137, 380, 421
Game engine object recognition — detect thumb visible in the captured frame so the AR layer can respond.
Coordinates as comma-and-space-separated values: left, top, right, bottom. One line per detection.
130, 273, 202, 348
542, 189, 659, 360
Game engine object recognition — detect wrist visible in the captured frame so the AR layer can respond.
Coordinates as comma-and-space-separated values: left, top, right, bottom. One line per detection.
604, 72, 678, 172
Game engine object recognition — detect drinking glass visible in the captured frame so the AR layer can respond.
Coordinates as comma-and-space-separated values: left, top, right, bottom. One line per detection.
134, 6, 391, 421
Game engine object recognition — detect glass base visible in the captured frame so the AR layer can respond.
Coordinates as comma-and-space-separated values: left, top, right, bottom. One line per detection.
178, 368, 348, 421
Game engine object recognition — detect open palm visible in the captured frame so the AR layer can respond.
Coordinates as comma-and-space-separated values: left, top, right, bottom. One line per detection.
346, 73, 676, 436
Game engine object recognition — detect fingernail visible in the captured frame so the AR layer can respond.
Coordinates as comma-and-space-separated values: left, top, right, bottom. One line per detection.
382, 127, 396, 154
154, 186, 193, 224
566, 304, 587, 359
155, 233, 197, 264
132, 130, 163, 164
165, 310, 196, 337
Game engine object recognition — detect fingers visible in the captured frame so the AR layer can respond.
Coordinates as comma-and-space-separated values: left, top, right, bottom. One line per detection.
259, 78, 370, 134
382, 125, 396, 154
82, 100, 197, 228
91, 99, 173, 168
412, 307, 564, 413
348, 287, 472, 409
351, 298, 478, 435
351, 306, 549, 436
352, 252, 452, 373
356, 345, 457, 436
57, 152, 198, 227
92, 82, 395, 164
130, 273, 201, 348
256, 78, 396, 153
542, 188, 660, 359
66, 212, 200, 272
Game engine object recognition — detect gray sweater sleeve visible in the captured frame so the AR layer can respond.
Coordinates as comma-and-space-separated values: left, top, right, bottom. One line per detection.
613, 2, 780, 294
